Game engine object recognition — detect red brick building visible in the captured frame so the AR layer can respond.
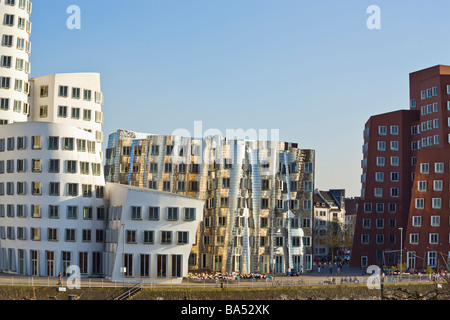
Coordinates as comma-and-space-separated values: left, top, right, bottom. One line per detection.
351, 65, 450, 271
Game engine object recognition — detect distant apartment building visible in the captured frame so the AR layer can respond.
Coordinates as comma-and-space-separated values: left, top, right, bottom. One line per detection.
313, 189, 346, 258
105, 129, 316, 274
351, 65, 450, 271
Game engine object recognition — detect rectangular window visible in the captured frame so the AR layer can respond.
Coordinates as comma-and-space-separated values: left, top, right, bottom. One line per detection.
148, 207, 160, 220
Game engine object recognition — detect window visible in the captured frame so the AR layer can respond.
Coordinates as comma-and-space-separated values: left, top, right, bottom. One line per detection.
72, 87, 80, 99
429, 233, 439, 244
184, 208, 195, 221
433, 180, 443, 191
49, 182, 59, 196
161, 231, 172, 244
177, 232, 189, 245
410, 234, 419, 244
31, 136, 41, 150
80, 162, 89, 175
67, 183, 78, 196
83, 89, 91, 101
49, 159, 60, 173
66, 160, 77, 173
67, 206, 77, 219
57, 86, 68, 97
126, 230, 136, 243
374, 188, 383, 198
415, 198, 425, 209
431, 216, 440, 227
412, 216, 422, 227
49, 205, 59, 219
420, 163, 429, 174
418, 181, 427, 191
435, 162, 444, 173
378, 126, 387, 135
390, 141, 399, 151
65, 229, 76, 242
375, 172, 384, 182
63, 138, 74, 150
376, 157, 385, 166
82, 184, 92, 197
377, 141, 386, 151
4, 14, 15, 26
432, 198, 442, 209
148, 207, 160, 220
390, 156, 399, 166
167, 207, 179, 221
131, 206, 142, 220
143, 231, 154, 244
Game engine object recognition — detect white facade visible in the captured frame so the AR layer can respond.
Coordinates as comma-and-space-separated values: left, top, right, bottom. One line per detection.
29, 73, 104, 144
0, 0, 32, 124
0, 121, 106, 276
104, 183, 203, 283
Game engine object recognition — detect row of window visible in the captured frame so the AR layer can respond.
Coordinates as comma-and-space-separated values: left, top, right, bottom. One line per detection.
2, 13, 31, 33
0, 159, 102, 175
203, 216, 312, 229
411, 215, 445, 227
2, 249, 102, 276
0, 55, 30, 73
377, 125, 399, 136
0, 97, 28, 114
1, 34, 31, 53
123, 253, 183, 278
125, 230, 190, 246
360, 234, 397, 245
363, 202, 397, 213
0, 182, 105, 198
1, 226, 105, 243
0, 204, 106, 220
408, 233, 445, 245
414, 198, 445, 210
204, 196, 312, 210
43, 85, 102, 104
0, 136, 97, 152
411, 135, 441, 150
130, 206, 196, 222
40, 105, 103, 124
0, 76, 29, 93
419, 86, 439, 101
3, 0, 32, 13
361, 218, 397, 229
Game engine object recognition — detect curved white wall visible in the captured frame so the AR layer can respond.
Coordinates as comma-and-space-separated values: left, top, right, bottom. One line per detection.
0, 121, 106, 277
0, 0, 32, 124
29, 73, 104, 144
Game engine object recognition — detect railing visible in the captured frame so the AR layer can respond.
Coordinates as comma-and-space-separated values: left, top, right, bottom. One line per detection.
0, 273, 445, 289
113, 282, 142, 300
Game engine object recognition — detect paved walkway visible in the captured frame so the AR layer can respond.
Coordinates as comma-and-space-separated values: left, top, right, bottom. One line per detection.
0, 266, 437, 289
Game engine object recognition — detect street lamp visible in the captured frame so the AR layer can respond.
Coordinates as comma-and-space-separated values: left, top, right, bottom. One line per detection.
399, 227, 403, 277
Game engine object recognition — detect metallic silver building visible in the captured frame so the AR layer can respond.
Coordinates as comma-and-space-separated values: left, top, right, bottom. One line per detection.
105, 129, 315, 274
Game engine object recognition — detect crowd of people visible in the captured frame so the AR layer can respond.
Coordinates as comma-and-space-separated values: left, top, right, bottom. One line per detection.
187, 272, 272, 281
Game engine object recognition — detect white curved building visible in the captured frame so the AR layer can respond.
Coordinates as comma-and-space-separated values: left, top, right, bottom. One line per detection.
29, 73, 104, 144
0, 0, 32, 124
0, 121, 106, 276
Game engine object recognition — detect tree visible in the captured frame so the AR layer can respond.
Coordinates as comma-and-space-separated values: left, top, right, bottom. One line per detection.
325, 218, 344, 264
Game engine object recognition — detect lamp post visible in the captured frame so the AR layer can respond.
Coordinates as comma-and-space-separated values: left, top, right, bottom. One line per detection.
399, 227, 403, 277
121, 223, 125, 287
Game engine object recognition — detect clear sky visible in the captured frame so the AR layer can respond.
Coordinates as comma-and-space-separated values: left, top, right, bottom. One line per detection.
29, 0, 450, 197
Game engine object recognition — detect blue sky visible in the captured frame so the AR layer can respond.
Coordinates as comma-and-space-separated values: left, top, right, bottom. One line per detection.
29, 0, 450, 197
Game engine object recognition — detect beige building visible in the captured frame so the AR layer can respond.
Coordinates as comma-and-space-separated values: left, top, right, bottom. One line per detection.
313, 189, 346, 259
